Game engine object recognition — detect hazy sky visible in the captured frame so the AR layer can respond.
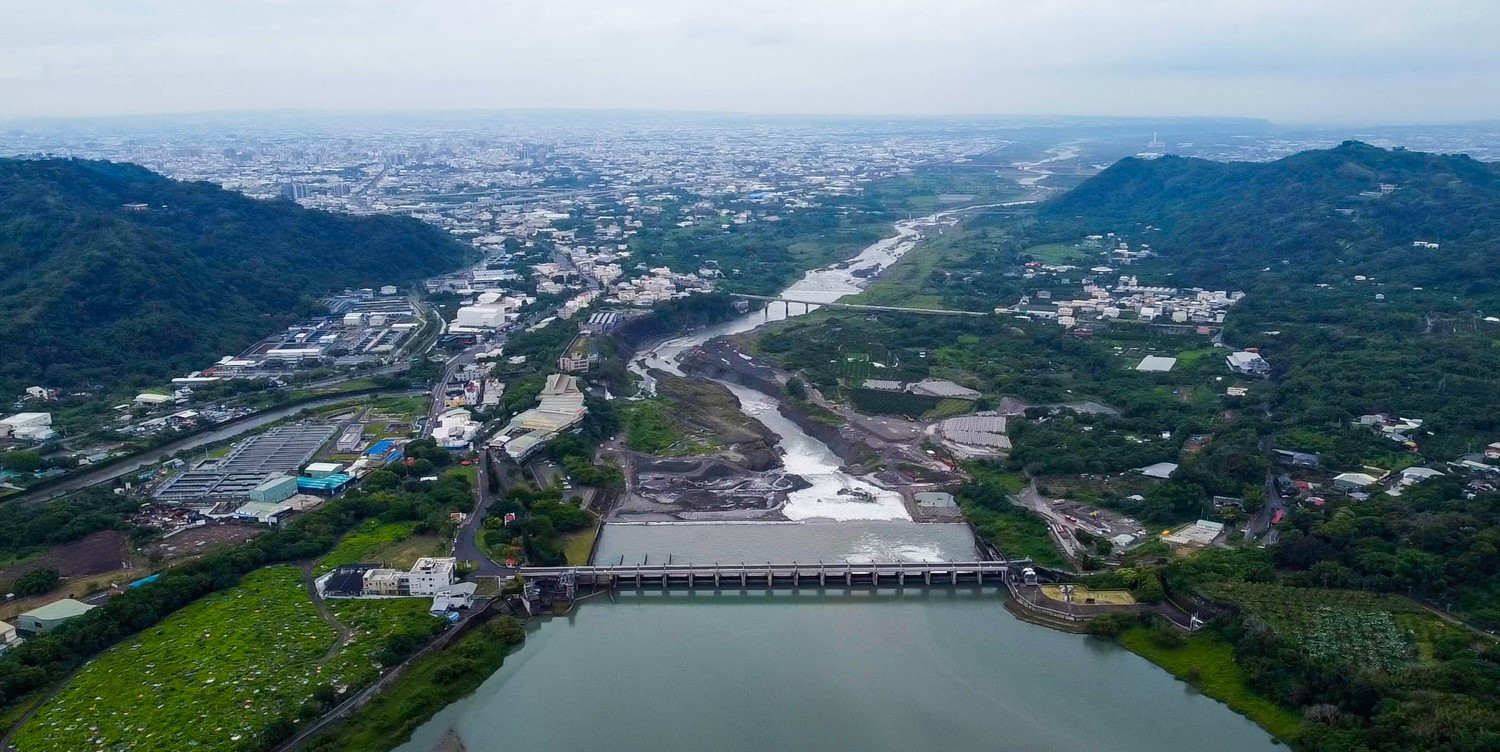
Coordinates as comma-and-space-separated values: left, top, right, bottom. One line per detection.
3, 0, 1498, 123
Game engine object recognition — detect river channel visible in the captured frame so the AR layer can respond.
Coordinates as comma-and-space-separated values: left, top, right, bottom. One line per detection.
393, 208, 1278, 751
395, 591, 1277, 752
624, 208, 998, 555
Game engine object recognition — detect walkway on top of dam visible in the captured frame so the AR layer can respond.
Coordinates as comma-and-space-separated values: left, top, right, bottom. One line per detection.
519, 560, 1028, 589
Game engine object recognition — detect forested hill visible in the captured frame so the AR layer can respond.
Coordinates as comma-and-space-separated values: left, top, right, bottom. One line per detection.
1041, 141, 1500, 295
0, 158, 469, 393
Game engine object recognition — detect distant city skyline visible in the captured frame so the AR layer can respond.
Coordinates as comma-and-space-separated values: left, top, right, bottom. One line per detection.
3, 0, 1499, 124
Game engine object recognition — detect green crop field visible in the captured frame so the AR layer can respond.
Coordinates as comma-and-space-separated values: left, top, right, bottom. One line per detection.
848, 387, 974, 419
13, 567, 442, 752
836, 354, 876, 381
1022, 242, 1095, 264
1199, 582, 1429, 672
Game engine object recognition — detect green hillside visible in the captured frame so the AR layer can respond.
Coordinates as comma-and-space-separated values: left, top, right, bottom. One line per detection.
1040, 143, 1500, 454
0, 158, 470, 393
1042, 141, 1500, 294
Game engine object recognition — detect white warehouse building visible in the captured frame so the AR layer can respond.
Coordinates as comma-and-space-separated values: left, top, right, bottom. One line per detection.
456, 303, 512, 329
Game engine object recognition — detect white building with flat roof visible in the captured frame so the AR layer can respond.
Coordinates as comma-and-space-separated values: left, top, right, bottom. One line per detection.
407, 557, 457, 595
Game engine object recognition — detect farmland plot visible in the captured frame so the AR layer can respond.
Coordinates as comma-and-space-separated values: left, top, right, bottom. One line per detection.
1200, 582, 1425, 672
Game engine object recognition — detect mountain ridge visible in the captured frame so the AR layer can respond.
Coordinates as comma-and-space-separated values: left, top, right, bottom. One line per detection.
0, 158, 471, 393
1041, 141, 1500, 295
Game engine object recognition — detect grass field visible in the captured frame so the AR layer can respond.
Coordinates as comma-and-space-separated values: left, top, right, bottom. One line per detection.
1041, 584, 1136, 605
961, 500, 1066, 568
315, 521, 419, 574
12, 566, 440, 752
560, 512, 601, 566
1118, 627, 1304, 742
373, 534, 448, 570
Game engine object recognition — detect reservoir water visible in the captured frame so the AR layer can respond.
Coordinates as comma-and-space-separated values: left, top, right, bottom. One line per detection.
395, 206, 1272, 751
394, 592, 1278, 752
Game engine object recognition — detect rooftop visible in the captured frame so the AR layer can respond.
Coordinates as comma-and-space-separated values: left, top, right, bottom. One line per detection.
22, 598, 96, 621
1135, 355, 1177, 372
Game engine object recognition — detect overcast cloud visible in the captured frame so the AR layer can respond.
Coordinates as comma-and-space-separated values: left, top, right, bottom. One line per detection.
2, 0, 1497, 123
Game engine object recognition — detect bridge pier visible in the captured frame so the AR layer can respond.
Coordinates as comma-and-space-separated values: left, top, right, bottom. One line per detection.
924, 569, 932, 586
951, 570, 958, 585
871, 570, 879, 586
687, 571, 694, 588
635, 567, 642, 588
766, 568, 774, 588
975, 570, 983, 585
714, 569, 721, 588
819, 565, 826, 587
845, 571, 852, 587
740, 569, 747, 588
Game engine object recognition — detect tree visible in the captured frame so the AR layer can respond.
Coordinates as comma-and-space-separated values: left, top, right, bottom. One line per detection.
11, 567, 60, 597
0, 451, 43, 474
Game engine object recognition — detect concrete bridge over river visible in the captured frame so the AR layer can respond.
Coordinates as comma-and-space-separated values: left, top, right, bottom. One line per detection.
519, 560, 1027, 593
731, 293, 989, 318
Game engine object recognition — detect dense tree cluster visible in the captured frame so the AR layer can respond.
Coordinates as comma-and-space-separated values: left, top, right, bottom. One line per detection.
0, 158, 471, 394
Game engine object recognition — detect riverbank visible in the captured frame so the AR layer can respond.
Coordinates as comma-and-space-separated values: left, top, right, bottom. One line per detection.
1115, 625, 1303, 743
297, 615, 527, 751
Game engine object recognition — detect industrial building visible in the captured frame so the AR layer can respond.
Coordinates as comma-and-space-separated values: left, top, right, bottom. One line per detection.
16, 599, 96, 635
304, 462, 344, 478
0, 412, 56, 442
153, 425, 336, 506
249, 474, 298, 503
489, 374, 587, 461
297, 473, 354, 494
0, 620, 18, 654
455, 302, 512, 329
336, 424, 365, 452
1226, 351, 1271, 376
233, 499, 296, 525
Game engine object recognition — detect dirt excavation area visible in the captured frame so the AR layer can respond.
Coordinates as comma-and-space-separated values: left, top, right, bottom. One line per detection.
609, 372, 810, 521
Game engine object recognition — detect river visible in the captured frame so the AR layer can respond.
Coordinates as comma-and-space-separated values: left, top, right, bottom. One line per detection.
391, 207, 1279, 751
394, 591, 1278, 752
623, 207, 1013, 547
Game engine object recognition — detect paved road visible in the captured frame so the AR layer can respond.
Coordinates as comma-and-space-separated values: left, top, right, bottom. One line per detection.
453, 448, 513, 578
